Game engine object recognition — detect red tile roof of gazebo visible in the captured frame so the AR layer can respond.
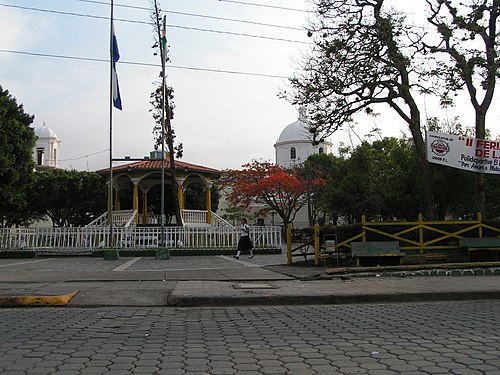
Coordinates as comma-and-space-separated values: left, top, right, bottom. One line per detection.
97, 158, 222, 176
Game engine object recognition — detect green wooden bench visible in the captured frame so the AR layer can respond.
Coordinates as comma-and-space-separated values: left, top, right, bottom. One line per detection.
350, 241, 403, 266
459, 237, 500, 261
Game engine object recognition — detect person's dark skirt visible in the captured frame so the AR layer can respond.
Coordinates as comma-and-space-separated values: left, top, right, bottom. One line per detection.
237, 236, 253, 252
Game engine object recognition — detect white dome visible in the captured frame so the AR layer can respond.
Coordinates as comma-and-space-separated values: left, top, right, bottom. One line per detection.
34, 123, 58, 139
277, 119, 312, 143
275, 107, 333, 168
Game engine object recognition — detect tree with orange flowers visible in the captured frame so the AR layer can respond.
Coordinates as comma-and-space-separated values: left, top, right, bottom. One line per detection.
220, 160, 324, 227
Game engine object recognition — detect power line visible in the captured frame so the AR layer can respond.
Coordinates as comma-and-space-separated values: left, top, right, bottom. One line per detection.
1, 3, 146, 24
59, 149, 109, 162
74, 0, 303, 31
0, 3, 308, 44
218, 0, 311, 13
171, 24, 309, 44
0, 49, 289, 79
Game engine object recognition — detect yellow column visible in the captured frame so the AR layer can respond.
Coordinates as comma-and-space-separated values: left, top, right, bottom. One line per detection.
177, 185, 184, 210
133, 184, 139, 223
142, 191, 148, 225
206, 188, 212, 224
107, 186, 111, 224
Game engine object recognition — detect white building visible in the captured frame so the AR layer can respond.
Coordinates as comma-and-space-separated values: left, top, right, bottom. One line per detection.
32, 122, 61, 171
220, 107, 334, 228
274, 107, 333, 169
274, 107, 333, 228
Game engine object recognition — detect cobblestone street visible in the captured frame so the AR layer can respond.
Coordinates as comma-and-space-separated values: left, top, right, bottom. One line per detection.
1, 300, 499, 374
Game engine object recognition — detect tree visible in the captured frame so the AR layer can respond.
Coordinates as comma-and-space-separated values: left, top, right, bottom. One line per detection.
285, 0, 436, 218
220, 161, 324, 227
425, 117, 476, 219
295, 153, 334, 226
0, 85, 36, 227
150, 83, 182, 157
425, 0, 500, 213
141, 183, 178, 224
320, 138, 422, 223
29, 170, 107, 227
316, 132, 481, 221
220, 204, 249, 227
184, 183, 220, 212
150, 0, 183, 226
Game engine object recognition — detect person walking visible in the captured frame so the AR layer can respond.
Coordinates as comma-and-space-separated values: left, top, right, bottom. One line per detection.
233, 218, 254, 259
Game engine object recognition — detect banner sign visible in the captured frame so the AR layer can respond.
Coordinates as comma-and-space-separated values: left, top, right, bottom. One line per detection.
426, 131, 500, 174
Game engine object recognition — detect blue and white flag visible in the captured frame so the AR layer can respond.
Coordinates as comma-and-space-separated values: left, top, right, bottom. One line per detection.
112, 22, 122, 110
161, 15, 168, 64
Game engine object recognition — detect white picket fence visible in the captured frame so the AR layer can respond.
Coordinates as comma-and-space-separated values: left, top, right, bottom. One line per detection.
0, 225, 282, 255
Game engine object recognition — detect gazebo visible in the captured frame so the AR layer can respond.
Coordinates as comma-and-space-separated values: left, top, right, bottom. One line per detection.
97, 155, 222, 226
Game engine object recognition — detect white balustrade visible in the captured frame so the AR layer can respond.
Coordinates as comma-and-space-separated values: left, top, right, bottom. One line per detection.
0, 225, 281, 254
85, 209, 136, 228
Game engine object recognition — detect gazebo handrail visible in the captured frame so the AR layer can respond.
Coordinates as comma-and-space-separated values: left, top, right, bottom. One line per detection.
181, 209, 234, 228
85, 212, 108, 227
210, 211, 234, 228
85, 209, 137, 228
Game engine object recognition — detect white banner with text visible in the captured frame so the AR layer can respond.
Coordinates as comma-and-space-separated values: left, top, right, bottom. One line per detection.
426, 131, 500, 174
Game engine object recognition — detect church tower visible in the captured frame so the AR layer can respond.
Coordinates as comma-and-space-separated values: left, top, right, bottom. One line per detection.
32, 122, 61, 171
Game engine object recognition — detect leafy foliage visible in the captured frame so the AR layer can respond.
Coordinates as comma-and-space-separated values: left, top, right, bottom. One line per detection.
425, 0, 499, 139
425, 0, 499, 213
317, 138, 421, 223
285, 0, 436, 218
29, 170, 107, 227
184, 184, 220, 212
294, 153, 335, 226
220, 160, 324, 227
0, 85, 36, 227
313, 134, 500, 223
150, 0, 183, 225
149, 82, 183, 158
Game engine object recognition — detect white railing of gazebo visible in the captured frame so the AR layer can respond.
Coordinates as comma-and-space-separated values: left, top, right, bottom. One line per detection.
138, 210, 233, 228
0, 225, 281, 254
85, 209, 137, 228
181, 209, 233, 228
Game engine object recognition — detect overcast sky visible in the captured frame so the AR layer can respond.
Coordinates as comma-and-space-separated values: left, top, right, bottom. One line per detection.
1, 0, 498, 172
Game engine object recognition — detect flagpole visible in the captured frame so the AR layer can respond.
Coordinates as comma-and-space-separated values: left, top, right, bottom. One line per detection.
160, 15, 166, 247
108, 0, 115, 248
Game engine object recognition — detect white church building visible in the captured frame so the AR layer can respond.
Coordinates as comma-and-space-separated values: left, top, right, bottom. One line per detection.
275, 107, 333, 169
32, 112, 333, 229
32, 122, 61, 171
273, 107, 333, 228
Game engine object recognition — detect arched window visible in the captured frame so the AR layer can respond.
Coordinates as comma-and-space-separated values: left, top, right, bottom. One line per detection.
319, 147, 324, 154
290, 147, 296, 159
36, 148, 44, 166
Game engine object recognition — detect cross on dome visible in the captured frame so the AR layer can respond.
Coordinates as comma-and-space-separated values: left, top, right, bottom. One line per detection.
298, 106, 307, 122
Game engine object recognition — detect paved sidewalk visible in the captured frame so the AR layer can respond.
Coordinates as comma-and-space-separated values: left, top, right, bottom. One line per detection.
0, 254, 499, 307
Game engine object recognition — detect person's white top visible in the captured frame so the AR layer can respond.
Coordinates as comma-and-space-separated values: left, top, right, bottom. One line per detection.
240, 223, 249, 237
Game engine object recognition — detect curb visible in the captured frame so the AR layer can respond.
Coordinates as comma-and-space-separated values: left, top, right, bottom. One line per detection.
324, 261, 500, 275
166, 290, 500, 307
0, 290, 79, 307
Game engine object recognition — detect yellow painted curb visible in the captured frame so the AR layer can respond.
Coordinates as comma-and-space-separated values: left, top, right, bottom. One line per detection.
0, 290, 79, 307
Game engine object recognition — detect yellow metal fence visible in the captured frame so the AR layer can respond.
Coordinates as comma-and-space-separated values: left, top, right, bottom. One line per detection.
287, 214, 500, 266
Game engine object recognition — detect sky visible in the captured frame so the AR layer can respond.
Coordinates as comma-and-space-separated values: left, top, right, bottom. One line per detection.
1, 0, 498, 172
